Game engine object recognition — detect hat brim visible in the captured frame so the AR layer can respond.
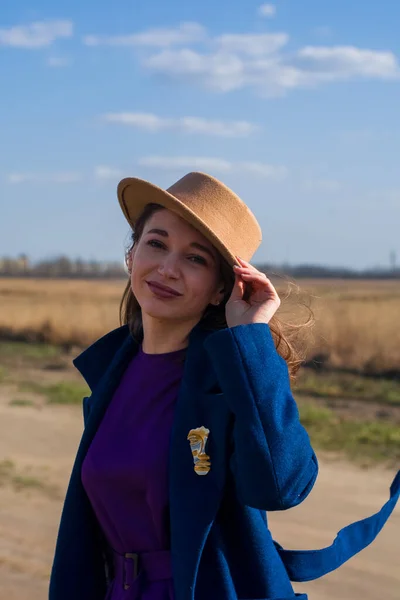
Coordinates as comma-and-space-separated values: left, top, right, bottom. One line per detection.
117, 177, 239, 267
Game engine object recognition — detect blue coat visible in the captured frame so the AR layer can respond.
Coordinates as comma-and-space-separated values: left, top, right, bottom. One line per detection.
49, 322, 399, 600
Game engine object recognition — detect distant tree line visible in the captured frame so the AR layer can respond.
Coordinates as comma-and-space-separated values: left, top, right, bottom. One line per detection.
0, 254, 399, 279
0, 254, 126, 278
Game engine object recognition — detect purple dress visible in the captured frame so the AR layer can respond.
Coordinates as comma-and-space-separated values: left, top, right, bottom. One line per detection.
81, 343, 187, 600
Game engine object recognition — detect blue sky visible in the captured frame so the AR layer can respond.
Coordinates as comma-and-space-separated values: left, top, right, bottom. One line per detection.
1, 0, 399, 269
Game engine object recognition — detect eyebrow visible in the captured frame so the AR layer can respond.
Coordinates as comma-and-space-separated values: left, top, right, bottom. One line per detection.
146, 228, 215, 261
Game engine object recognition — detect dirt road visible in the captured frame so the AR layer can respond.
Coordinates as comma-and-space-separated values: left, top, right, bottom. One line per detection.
0, 385, 398, 600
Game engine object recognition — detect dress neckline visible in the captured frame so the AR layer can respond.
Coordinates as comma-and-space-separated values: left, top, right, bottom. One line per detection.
138, 343, 188, 359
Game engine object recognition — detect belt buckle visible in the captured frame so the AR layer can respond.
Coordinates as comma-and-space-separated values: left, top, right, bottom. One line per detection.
123, 552, 139, 590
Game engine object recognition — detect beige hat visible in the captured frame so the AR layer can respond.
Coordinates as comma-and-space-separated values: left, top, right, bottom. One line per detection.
117, 171, 262, 267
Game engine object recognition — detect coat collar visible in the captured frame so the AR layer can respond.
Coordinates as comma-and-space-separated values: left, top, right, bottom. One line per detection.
73, 324, 134, 392
73, 321, 220, 395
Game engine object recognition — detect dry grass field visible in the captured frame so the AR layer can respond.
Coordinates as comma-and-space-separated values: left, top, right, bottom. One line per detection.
0, 276, 399, 599
1, 276, 400, 373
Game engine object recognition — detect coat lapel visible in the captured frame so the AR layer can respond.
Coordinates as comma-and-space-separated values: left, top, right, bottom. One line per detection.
169, 324, 229, 600
77, 330, 138, 448
50, 328, 139, 600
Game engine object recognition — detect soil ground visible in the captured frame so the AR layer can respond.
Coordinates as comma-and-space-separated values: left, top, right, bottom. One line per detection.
0, 351, 398, 600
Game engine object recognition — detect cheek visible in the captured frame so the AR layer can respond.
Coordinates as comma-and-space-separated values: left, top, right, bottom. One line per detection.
188, 276, 216, 302
130, 265, 143, 295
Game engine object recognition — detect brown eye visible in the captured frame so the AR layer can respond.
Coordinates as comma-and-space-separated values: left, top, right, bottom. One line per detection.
147, 240, 207, 265
147, 240, 163, 249
190, 255, 207, 265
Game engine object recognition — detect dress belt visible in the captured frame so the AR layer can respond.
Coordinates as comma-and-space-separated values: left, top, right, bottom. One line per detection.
112, 548, 172, 590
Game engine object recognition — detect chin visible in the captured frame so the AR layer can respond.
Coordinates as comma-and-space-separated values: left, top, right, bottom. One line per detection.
140, 297, 179, 314
141, 299, 203, 322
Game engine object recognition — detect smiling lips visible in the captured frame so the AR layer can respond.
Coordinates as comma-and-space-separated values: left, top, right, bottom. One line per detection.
146, 281, 183, 298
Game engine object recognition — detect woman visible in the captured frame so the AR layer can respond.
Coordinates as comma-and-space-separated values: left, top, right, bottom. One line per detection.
49, 172, 399, 600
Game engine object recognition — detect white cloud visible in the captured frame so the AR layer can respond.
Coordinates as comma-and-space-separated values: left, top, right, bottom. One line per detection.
82, 21, 400, 96
94, 166, 123, 180
46, 56, 71, 67
103, 112, 172, 131
138, 156, 287, 178
144, 47, 301, 94
139, 156, 233, 172
296, 46, 400, 80
143, 41, 400, 95
7, 172, 81, 184
4, 162, 287, 185
258, 4, 276, 18
215, 33, 287, 56
181, 117, 257, 136
83, 21, 205, 48
239, 162, 288, 179
102, 112, 259, 137
0, 20, 73, 49
143, 32, 289, 93
143, 49, 245, 92
299, 46, 396, 78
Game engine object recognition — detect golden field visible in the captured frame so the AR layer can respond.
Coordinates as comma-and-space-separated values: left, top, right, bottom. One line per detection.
0, 276, 400, 373
0, 276, 399, 600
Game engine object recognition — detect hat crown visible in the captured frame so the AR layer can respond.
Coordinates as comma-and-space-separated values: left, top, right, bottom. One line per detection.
118, 171, 262, 266
167, 171, 233, 201
167, 172, 244, 213
167, 170, 261, 248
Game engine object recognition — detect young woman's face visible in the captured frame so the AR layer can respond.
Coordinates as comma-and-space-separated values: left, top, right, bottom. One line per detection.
129, 209, 225, 323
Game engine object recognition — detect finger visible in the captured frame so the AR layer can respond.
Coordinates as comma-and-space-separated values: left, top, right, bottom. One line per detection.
235, 257, 266, 277
234, 263, 266, 277
234, 269, 262, 281
241, 272, 276, 289
241, 274, 261, 280
230, 272, 246, 300
235, 257, 258, 271
240, 273, 278, 295
235, 256, 251, 265
235, 268, 266, 278
240, 272, 270, 284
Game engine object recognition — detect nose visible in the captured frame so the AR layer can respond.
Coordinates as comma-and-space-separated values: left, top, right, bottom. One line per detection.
157, 254, 181, 278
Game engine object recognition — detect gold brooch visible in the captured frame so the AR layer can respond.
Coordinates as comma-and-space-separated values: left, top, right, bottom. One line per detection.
187, 426, 211, 475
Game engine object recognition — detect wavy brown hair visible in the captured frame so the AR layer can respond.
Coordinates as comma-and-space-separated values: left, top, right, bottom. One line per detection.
120, 203, 315, 383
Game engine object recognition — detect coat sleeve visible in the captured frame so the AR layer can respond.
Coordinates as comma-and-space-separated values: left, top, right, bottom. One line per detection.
203, 323, 318, 512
